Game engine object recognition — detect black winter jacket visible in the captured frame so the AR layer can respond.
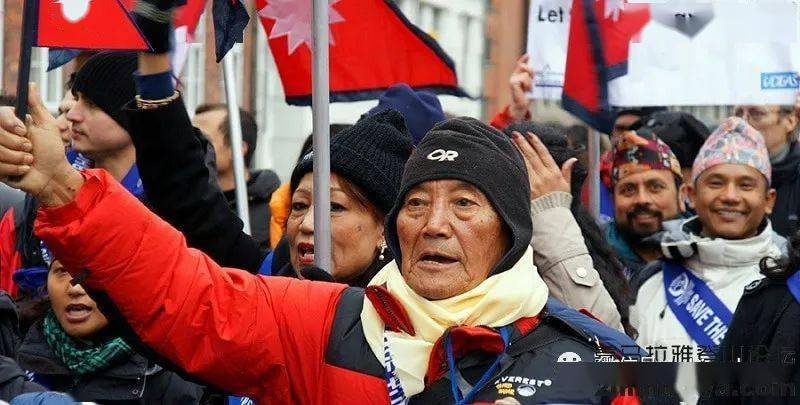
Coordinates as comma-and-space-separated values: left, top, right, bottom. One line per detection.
16, 322, 206, 404
123, 100, 267, 273
770, 142, 800, 238
701, 276, 800, 404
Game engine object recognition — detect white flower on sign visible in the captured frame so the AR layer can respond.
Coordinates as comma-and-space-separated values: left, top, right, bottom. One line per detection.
259, 0, 345, 55
602, 0, 626, 22
56, 0, 90, 23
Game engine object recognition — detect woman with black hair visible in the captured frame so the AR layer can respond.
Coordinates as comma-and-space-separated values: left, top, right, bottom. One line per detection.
506, 122, 634, 335
702, 232, 800, 404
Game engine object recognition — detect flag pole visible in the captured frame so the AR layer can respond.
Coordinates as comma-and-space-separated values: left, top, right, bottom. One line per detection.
222, 55, 252, 235
588, 128, 601, 219
14, 0, 37, 120
312, 0, 332, 273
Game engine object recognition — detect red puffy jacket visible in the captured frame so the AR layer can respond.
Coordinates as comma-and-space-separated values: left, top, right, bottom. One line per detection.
35, 170, 388, 404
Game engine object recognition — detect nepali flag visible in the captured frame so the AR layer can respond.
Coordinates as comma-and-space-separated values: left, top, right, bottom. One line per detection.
36, 0, 149, 51
256, 0, 467, 105
562, 0, 649, 133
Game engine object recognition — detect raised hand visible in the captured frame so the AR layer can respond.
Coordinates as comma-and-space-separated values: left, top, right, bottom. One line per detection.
511, 131, 576, 201
134, 0, 181, 54
0, 84, 82, 206
508, 54, 534, 121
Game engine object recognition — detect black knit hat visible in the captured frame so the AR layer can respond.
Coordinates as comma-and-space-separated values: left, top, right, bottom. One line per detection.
385, 117, 532, 276
290, 110, 413, 214
71, 52, 138, 131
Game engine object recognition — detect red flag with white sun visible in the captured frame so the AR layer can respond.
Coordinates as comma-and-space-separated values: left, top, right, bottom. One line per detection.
36, 0, 149, 50
256, 0, 467, 105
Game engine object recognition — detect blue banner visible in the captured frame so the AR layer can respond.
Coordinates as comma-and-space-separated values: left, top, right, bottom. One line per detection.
662, 261, 732, 348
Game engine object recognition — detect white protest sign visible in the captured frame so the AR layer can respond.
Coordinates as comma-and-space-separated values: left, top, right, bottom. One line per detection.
527, 0, 572, 100
609, 0, 800, 106
528, 0, 800, 106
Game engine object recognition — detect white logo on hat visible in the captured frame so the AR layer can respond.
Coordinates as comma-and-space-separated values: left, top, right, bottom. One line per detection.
426, 149, 459, 162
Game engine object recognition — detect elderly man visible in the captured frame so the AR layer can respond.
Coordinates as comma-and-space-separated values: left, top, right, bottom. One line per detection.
0, 83, 640, 403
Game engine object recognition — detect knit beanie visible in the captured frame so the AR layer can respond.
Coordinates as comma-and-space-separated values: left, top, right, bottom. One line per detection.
692, 116, 771, 185
71, 52, 138, 131
611, 130, 682, 186
368, 83, 445, 145
631, 111, 710, 169
385, 117, 531, 276
290, 110, 413, 214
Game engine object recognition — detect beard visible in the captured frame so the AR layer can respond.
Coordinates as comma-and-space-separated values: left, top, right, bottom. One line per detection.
616, 205, 665, 246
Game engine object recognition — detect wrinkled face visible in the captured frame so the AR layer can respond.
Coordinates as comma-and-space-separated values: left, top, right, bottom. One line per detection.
66, 93, 131, 159
689, 164, 776, 240
613, 170, 682, 239
287, 173, 385, 282
735, 105, 797, 154
612, 114, 641, 144
396, 179, 510, 300
47, 261, 108, 339
55, 92, 77, 149
193, 109, 232, 174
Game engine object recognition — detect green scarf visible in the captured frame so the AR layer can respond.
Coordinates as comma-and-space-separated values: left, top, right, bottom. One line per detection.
42, 310, 133, 375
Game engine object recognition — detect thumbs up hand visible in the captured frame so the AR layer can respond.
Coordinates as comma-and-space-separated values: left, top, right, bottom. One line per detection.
0, 83, 83, 206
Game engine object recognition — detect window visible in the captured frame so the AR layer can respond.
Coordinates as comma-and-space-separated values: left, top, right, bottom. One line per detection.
182, 18, 206, 116
418, 2, 443, 38
461, 14, 484, 96
30, 48, 63, 112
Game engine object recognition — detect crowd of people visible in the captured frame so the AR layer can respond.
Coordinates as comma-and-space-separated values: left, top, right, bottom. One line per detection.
0, 2, 792, 404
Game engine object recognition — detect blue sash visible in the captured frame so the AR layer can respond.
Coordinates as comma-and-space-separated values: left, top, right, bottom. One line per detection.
383, 333, 408, 404
226, 397, 254, 405
662, 261, 733, 348
66, 150, 93, 171
787, 270, 800, 305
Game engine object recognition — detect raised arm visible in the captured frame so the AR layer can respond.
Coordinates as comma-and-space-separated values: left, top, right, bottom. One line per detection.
35, 170, 345, 399
510, 131, 623, 330
128, 41, 267, 273
489, 54, 533, 129
0, 87, 345, 401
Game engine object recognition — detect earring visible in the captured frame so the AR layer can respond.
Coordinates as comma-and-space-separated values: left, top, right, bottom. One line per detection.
378, 241, 387, 261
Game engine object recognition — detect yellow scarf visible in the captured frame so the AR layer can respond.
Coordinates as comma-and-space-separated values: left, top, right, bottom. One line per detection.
360, 246, 548, 397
